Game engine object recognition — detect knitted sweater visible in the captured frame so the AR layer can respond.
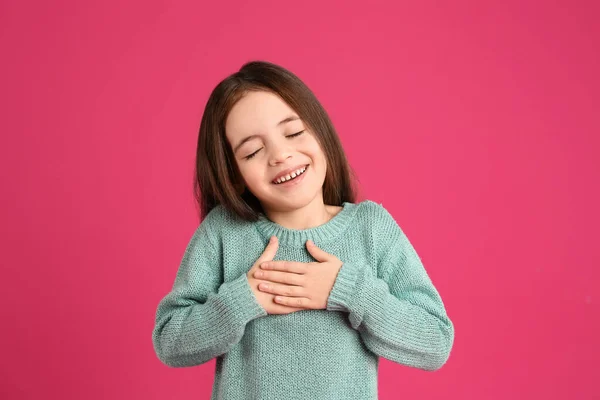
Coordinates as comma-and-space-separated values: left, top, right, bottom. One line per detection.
152, 200, 454, 400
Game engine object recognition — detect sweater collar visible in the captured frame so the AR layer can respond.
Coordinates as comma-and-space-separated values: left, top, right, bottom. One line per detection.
255, 201, 359, 247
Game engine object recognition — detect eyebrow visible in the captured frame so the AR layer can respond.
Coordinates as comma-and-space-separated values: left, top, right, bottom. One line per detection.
232, 115, 300, 154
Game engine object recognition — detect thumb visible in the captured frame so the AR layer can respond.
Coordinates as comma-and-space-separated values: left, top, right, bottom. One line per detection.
306, 240, 330, 262
258, 236, 279, 263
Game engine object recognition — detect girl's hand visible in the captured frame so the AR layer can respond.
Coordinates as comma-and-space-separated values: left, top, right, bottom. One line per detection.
247, 236, 305, 315
253, 240, 343, 310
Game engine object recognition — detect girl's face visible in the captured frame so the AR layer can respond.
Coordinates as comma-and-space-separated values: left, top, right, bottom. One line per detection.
225, 90, 327, 213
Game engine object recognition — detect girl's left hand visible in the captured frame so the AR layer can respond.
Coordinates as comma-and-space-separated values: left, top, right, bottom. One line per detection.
253, 240, 343, 310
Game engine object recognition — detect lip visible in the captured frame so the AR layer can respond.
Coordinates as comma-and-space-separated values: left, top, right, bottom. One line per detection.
271, 164, 309, 183
272, 165, 308, 188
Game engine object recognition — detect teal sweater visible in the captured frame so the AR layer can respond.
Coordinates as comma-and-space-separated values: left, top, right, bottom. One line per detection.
152, 200, 454, 399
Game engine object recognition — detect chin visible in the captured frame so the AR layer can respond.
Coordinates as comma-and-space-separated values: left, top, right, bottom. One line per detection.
259, 194, 314, 212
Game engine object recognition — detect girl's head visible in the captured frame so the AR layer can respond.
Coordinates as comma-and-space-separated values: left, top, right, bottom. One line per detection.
195, 60, 357, 221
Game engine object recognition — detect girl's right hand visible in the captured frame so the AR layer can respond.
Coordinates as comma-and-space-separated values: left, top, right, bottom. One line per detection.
247, 236, 305, 315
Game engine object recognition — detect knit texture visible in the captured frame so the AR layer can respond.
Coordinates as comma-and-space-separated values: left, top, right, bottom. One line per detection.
152, 200, 454, 400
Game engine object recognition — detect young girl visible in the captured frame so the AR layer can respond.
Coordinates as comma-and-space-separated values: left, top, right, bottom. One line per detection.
152, 60, 454, 400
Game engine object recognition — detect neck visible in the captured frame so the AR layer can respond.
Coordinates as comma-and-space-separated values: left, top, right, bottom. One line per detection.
263, 192, 333, 230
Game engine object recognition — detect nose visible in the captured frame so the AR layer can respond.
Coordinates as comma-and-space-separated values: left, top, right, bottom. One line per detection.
268, 139, 293, 166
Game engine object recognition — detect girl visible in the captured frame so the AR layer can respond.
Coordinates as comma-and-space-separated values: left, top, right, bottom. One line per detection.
152, 60, 454, 400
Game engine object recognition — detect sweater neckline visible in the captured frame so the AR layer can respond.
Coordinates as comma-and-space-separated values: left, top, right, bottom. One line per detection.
255, 201, 359, 247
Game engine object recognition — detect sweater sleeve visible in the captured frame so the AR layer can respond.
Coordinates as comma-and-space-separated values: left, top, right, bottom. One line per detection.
326, 207, 454, 371
152, 213, 267, 368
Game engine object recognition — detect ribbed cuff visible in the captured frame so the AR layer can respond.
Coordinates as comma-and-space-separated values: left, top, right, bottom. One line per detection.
326, 262, 360, 312
218, 273, 268, 324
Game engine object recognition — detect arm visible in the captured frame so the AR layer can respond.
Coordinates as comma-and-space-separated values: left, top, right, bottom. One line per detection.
326, 210, 454, 371
152, 217, 267, 368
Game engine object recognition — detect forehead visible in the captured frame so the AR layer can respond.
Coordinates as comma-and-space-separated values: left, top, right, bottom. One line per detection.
225, 91, 298, 141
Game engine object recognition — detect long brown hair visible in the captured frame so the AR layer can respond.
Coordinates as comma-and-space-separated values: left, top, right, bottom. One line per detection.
194, 60, 359, 222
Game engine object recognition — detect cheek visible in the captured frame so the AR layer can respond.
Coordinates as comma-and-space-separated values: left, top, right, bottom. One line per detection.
302, 137, 325, 161
238, 164, 266, 187
309, 145, 327, 169
235, 164, 251, 185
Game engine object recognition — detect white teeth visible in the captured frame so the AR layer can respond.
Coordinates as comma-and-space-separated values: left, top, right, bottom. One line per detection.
274, 166, 307, 184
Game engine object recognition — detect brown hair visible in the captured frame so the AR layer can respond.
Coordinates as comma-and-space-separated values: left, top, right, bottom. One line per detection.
194, 60, 359, 222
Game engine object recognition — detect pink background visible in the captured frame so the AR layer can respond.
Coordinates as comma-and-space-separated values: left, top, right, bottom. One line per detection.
1, 1, 598, 399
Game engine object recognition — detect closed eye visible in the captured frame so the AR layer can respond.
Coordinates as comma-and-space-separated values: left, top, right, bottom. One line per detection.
286, 130, 305, 138
244, 148, 261, 160
243, 130, 305, 160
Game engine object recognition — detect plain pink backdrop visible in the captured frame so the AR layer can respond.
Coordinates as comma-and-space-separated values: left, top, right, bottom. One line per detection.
1, 0, 598, 399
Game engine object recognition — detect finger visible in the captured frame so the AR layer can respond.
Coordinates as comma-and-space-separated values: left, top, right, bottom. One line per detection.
256, 270, 304, 286
257, 236, 279, 263
306, 240, 330, 262
258, 282, 303, 297
280, 304, 306, 312
274, 295, 311, 308
261, 260, 307, 274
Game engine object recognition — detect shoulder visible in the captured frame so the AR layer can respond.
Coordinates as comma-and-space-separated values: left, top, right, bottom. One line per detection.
201, 203, 253, 227
200, 203, 229, 226
354, 199, 408, 259
196, 203, 257, 244
356, 199, 401, 230
191, 204, 233, 246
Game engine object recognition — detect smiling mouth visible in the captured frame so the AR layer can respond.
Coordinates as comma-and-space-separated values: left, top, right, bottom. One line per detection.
272, 164, 309, 184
